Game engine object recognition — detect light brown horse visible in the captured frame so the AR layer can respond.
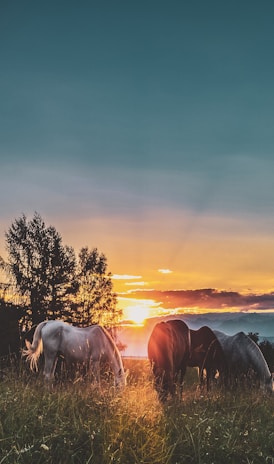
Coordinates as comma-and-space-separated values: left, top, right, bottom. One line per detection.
214, 330, 273, 393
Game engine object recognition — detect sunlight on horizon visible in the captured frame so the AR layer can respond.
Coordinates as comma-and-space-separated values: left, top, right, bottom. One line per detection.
118, 294, 274, 324
118, 297, 162, 325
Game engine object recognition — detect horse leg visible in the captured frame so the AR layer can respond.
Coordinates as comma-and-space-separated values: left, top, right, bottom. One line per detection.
43, 352, 58, 385
153, 367, 168, 402
177, 366, 187, 400
157, 375, 168, 403
206, 368, 214, 392
199, 367, 207, 392
92, 360, 101, 389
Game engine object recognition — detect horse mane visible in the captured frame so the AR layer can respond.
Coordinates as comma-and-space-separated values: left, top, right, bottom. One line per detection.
99, 326, 124, 371
215, 330, 272, 387
234, 332, 271, 377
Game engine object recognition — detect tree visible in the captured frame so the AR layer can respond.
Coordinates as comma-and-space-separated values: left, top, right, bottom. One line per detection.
258, 340, 274, 372
2, 213, 121, 329
71, 246, 121, 328
248, 332, 274, 371
248, 332, 259, 344
4, 212, 77, 325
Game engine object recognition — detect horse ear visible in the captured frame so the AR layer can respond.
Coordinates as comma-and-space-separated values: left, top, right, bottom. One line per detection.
193, 344, 206, 354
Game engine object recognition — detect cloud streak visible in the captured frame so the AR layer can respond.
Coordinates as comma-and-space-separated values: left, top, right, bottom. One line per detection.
112, 274, 142, 280
126, 288, 274, 312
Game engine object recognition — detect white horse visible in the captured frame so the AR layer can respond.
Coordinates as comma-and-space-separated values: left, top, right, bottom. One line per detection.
23, 320, 127, 388
213, 330, 273, 393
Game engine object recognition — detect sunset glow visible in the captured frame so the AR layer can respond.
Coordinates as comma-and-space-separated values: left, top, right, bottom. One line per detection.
124, 305, 150, 325
1, 1, 274, 332
119, 297, 162, 325
115, 282, 274, 322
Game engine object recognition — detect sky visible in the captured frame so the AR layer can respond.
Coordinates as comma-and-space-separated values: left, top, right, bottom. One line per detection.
1, 1, 274, 322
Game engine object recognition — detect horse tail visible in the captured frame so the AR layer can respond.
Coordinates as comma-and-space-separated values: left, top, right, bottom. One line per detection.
22, 321, 48, 372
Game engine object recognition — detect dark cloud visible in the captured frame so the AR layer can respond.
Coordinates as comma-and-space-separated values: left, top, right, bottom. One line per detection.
126, 289, 274, 312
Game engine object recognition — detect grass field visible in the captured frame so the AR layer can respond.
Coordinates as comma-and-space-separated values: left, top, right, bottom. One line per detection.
0, 358, 273, 464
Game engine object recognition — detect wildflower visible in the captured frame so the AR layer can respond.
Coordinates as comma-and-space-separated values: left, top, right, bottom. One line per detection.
20, 445, 34, 454
40, 444, 49, 451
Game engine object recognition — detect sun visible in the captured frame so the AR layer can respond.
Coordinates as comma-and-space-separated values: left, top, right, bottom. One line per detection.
119, 297, 162, 325
123, 304, 151, 325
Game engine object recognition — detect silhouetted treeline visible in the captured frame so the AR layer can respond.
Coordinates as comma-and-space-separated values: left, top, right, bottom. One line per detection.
0, 212, 121, 329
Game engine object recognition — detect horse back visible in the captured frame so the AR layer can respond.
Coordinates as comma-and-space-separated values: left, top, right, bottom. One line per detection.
148, 320, 189, 373
189, 325, 221, 367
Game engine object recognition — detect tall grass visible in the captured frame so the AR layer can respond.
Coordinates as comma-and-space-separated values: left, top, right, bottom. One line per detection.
0, 358, 273, 464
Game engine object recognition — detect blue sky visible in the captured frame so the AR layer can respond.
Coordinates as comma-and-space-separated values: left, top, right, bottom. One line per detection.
1, 1, 274, 308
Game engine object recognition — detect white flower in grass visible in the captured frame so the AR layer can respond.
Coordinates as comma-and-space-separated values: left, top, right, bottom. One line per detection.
40, 443, 50, 451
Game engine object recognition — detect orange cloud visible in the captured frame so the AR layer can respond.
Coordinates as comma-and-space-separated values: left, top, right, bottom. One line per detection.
126, 288, 274, 312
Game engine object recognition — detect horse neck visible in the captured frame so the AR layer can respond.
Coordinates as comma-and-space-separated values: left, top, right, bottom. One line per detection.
246, 337, 270, 381
101, 327, 125, 384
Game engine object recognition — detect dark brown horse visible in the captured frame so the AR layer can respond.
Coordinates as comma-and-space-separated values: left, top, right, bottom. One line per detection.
148, 320, 226, 401
188, 326, 226, 390
148, 320, 190, 402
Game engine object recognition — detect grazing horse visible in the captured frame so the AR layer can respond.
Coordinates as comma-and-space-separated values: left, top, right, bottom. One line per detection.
148, 320, 190, 402
23, 320, 127, 388
188, 326, 226, 390
148, 320, 227, 401
213, 330, 274, 393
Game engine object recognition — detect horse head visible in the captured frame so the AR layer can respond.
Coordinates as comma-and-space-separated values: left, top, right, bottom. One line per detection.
115, 368, 128, 388
266, 373, 274, 394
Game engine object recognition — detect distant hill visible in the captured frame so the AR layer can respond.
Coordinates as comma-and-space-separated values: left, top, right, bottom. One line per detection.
118, 312, 274, 358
